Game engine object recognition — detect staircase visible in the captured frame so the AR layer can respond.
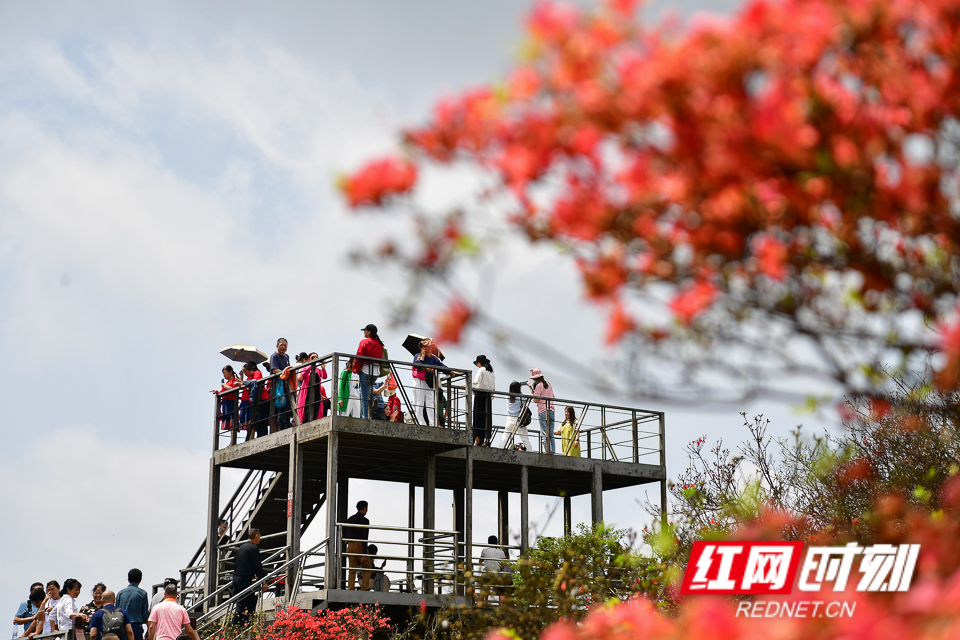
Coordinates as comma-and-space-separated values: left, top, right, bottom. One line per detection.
182, 470, 326, 608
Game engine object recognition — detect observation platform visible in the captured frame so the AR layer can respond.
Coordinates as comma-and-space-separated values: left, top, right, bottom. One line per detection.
184, 351, 666, 625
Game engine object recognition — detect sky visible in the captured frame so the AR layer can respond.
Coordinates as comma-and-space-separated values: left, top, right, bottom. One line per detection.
0, 0, 844, 623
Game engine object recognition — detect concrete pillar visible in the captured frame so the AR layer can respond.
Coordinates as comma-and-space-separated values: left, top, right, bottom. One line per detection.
591, 465, 603, 526
337, 475, 349, 588
497, 490, 509, 548
563, 495, 572, 537
659, 412, 668, 528
520, 466, 529, 555
324, 431, 339, 590
423, 454, 436, 594
465, 446, 473, 574
285, 435, 303, 601
407, 484, 415, 592
203, 460, 221, 607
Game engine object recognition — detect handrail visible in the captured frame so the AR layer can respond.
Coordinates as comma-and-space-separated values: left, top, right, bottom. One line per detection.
189, 545, 288, 615
197, 539, 327, 625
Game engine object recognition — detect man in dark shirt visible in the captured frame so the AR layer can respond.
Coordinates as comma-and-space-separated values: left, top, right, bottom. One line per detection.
343, 501, 373, 590
232, 529, 263, 626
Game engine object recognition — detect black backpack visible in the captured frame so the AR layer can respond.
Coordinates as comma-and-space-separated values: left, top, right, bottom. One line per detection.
518, 403, 532, 427
101, 608, 126, 637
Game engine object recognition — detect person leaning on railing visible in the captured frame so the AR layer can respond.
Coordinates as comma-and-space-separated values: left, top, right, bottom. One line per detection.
240, 363, 269, 440
500, 381, 533, 451
54, 578, 88, 640
14, 584, 45, 638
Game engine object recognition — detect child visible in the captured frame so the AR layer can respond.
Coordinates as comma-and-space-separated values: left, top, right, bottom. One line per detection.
212, 366, 240, 431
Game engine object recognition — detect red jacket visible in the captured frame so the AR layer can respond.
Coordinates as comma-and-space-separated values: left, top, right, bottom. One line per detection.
353, 338, 384, 373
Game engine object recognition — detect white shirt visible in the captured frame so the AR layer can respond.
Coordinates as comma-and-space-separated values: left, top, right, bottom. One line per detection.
55, 595, 77, 630
474, 368, 495, 391
42, 597, 61, 634
480, 547, 506, 572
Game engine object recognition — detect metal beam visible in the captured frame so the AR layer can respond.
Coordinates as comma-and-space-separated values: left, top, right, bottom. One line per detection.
203, 459, 221, 607
563, 495, 572, 536
520, 466, 529, 555
423, 454, 436, 595
285, 434, 303, 598
659, 412, 667, 528
407, 483, 415, 593
591, 464, 603, 526
497, 490, 509, 548
324, 431, 339, 590
465, 446, 473, 576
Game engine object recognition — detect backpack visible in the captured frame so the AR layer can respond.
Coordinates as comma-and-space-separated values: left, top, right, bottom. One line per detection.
378, 348, 390, 379
101, 608, 126, 638
518, 403, 532, 427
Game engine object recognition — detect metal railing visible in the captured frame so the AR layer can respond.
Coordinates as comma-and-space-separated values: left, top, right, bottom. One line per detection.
214, 352, 474, 450
484, 389, 661, 462
194, 539, 327, 633
335, 522, 460, 595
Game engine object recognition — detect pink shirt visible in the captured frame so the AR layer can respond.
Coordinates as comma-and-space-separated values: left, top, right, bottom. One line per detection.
532, 381, 555, 414
148, 600, 190, 640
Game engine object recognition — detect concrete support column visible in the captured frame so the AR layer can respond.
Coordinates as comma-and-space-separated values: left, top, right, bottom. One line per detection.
203, 460, 221, 608
659, 412, 668, 528
497, 490, 509, 548
407, 484, 416, 593
465, 446, 473, 575
324, 431, 339, 590
520, 466, 529, 555
285, 435, 303, 601
337, 475, 349, 589
591, 465, 603, 526
563, 495, 572, 537
423, 454, 436, 594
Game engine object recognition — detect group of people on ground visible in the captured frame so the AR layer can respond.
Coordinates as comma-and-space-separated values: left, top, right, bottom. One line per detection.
215, 325, 584, 456
12, 571, 198, 640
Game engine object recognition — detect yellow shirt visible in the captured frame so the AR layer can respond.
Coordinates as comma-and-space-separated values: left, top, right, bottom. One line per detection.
560, 421, 581, 457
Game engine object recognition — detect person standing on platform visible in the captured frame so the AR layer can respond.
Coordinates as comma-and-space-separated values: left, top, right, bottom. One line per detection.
13, 582, 44, 635
146, 585, 198, 640
472, 355, 496, 446
354, 325, 385, 419
116, 570, 149, 640
54, 579, 87, 640
80, 583, 106, 634
343, 501, 373, 590
412, 340, 445, 426
270, 338, 290, 372
241, 363, 269, 439
232, 529, 263, 626
556, 406, 582, 456
39, 581, 61, 636
527, 368, 556, 454
89, 590, 134, 640
500, 381, 533, 451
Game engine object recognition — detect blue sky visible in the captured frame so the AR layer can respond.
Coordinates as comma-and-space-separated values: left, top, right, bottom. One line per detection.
0, 0, 843, 621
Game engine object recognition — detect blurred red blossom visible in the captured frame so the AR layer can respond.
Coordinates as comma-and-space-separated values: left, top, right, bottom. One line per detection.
340, 156, 417, 207
341, 0, 960, 395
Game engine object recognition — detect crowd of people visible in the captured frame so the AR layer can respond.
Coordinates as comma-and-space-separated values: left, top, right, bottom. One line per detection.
12, 571, 198, 640
214, 324, 585, 456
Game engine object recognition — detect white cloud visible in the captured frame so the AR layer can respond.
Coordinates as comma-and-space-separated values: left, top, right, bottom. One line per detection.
0, 429, 209, 601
